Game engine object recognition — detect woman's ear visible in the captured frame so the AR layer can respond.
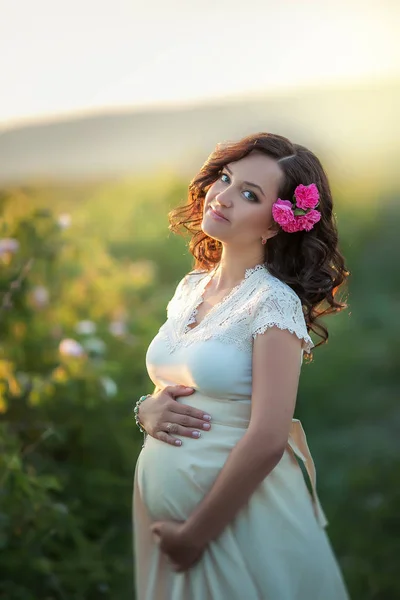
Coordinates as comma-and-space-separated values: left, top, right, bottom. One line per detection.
262, 225, 279, 241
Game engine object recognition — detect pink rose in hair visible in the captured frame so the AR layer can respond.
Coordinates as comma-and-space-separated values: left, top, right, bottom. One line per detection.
282, 219, 303, 233
294, 184, 320, 210
271, 199, 295, 230
297, 209, 321, 232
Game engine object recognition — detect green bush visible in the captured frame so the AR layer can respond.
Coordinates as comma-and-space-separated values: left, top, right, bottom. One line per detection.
0, 183, 399, 599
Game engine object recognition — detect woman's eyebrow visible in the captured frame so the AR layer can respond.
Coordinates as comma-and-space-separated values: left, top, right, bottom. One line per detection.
224, 165, 266, 198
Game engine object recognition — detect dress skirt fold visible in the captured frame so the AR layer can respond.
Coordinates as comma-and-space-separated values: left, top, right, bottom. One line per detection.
133, 394, 349, 600
133, 266, 350, 599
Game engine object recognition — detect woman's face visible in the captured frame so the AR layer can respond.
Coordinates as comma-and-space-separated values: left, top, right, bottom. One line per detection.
202, 150, 283, 246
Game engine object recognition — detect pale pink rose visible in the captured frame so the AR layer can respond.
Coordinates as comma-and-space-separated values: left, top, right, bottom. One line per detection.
294, 184, 320, 210
0, 238, 19, 256
31, 285, 49, 308
59, 338, 85, 357
297, 209, 321, 232
57, 213, 71, 229
109, 320, 127, 337
272, 199, 295, 229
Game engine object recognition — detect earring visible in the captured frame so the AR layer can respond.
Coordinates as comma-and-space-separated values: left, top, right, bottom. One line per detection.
261, 237, 267, 245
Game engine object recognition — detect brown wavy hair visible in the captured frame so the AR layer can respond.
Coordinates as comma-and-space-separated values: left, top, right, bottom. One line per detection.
168, 132, 349, 356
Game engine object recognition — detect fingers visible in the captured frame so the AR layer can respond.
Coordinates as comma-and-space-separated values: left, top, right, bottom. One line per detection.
155, 418, 210, 445
155, 431, 184, 447
164, 421, 208, 439
169, 403, 212, 430
152, 531, 161, 544
156, 387, 213, 445
169, 413, 212, 434
166, 384, 195, 397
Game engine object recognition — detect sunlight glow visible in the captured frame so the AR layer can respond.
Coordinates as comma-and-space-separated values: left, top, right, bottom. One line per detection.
0, 0, 398, 126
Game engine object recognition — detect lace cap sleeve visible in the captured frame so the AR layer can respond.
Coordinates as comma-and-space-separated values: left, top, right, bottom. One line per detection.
251, 285, 314, 354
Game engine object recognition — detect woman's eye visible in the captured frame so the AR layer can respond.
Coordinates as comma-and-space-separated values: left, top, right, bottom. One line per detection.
220, 173, 229, 183
220, 172, 259, 203
243, 190, 258, 202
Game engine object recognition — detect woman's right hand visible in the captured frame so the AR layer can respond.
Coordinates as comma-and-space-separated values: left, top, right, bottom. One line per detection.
137, 385, 212, 446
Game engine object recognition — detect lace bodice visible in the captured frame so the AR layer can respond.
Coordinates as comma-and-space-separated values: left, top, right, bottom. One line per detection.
158, 264, 314, 356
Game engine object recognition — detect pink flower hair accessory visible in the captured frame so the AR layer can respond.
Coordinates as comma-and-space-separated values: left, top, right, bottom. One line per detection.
271, 183, 321, 233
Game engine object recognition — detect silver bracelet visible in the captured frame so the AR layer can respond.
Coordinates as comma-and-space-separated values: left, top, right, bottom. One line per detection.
133, 394, 151, 446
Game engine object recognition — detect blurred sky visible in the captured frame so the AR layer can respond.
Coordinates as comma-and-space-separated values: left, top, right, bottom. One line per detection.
0, 0, 399, 127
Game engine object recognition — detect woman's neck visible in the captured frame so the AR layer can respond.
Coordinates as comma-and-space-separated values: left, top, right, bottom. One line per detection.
213, 250, 265, 291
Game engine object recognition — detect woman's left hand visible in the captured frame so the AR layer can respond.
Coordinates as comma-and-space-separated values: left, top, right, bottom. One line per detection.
150, 520, 206, 572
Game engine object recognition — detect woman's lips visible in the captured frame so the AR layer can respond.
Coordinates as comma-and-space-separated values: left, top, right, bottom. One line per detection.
208, 206, 229, 222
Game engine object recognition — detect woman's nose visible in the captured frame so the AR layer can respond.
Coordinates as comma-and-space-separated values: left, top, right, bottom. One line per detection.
215, 189, 232, 207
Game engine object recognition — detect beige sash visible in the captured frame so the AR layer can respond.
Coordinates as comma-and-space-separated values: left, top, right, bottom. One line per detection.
287, 418, 329, 528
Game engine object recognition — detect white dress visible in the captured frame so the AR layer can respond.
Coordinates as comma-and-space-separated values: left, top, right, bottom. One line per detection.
133, 264, 350, 600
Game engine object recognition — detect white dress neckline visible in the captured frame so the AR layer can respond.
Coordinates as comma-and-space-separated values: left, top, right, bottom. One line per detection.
184, 263, 268, 334
160, 261, 313, 355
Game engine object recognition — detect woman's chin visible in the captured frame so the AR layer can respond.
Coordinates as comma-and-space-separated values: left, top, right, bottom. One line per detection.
201, 219, 228, 242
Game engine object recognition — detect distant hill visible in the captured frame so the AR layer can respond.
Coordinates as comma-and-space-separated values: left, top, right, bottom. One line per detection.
0, 79, 398, 189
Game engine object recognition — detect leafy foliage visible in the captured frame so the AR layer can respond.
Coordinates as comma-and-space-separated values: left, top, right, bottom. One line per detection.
0, 181, 398, 599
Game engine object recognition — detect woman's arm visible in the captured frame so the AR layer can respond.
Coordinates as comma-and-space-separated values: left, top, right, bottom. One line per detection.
181, 326, 303, 548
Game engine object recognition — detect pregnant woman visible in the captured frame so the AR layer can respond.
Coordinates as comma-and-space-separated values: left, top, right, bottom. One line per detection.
132, 132, 350, 599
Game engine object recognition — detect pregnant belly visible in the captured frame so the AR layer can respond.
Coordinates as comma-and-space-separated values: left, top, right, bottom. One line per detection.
136, 424, 246, 521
